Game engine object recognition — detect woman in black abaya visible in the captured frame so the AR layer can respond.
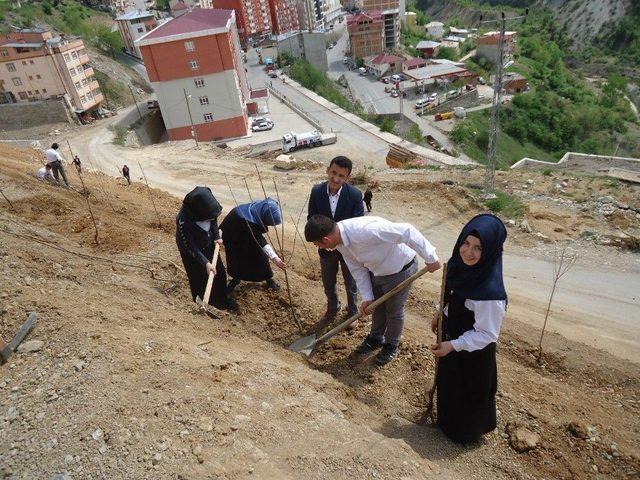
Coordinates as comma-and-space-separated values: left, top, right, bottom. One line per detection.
176, 187, 238, 312
430, 213, 507, 444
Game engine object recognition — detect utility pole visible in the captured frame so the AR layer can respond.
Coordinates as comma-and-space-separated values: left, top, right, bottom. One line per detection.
128, 84, 143, 122
479, 9, 528, 197
183, 88, 199, 147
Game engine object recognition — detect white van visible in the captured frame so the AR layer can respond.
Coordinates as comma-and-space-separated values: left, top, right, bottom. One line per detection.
415, 98, 429, 109
358, 67, 367, 76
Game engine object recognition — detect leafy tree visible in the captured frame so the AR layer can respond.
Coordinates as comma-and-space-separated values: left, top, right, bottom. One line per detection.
436, 46, 457, 61
95, 25, 123, 58
407, 124, 422, 143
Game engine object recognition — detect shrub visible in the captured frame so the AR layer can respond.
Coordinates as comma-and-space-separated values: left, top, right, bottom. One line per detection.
482, 189, 526, 218
380, 116, 395, 133
542, 168, 552, 176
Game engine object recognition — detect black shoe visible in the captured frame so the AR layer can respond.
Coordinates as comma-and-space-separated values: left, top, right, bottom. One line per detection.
215, 298, 240, 314
354, 335, 383, 355
375, 343, 398, 366
265, 278, 280, 290
227, 278, 240, 294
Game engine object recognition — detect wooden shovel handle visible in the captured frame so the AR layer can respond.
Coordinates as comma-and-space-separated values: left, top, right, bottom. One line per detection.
203, 242, 220, 305
436, 262, 448, 345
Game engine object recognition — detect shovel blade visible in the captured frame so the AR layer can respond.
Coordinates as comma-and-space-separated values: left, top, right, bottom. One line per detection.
195, 296, 222, 319
288, 334, 317, 356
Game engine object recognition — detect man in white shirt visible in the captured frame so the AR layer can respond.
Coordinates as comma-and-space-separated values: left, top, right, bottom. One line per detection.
44, 143, 70, 187
305, 214, 441, 365
36, 165, 55, 183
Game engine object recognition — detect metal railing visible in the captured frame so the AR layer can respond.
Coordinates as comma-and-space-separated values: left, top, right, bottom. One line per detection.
268, 84, 324, 132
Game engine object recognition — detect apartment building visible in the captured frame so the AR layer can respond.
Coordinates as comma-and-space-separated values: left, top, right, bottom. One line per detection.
268, 0, 301, 36
136, 8, 250, 142
311, 0, 342, 29
0, 29, 103, 117
476, 31, 517, 65
362, 0, 400, 50
347, 11, 384, 59
116, 10, 158, 59
213, 0, 272, 44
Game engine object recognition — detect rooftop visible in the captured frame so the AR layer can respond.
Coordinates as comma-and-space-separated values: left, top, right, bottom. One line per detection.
116, 9, 155, 20
367, 52, 405, 65
347, 11, 383, 26
403, 62, 470, 82
171, 0, 189, 10
426, 21, 444, 27
403, 57, 427, 67
416, 40, 440, 49
137, 8, 234, 45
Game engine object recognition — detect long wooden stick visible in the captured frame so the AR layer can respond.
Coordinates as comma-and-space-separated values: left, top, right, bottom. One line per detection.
0, 189, 14, 210
203, 242, 220, 306
254, 165, 283, 252
272, 179, 302, 333
425, 262, 448, 423
138, 162, 161, 227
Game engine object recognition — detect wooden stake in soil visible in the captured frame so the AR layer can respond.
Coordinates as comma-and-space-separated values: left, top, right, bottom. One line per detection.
425, 262, 448, 423
0, 189, 15, 210
76, 171, 100, 244
137, 162, 161, 228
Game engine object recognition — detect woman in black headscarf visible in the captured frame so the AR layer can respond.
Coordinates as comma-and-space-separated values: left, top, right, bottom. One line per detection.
176, 187, 237, 312
430, 213, 507, 444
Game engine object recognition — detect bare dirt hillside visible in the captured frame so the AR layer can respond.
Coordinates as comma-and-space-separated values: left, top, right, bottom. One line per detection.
1, 144, 639, 479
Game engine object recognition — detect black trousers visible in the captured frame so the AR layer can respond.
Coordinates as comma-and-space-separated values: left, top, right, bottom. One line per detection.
178, 249, 228, 308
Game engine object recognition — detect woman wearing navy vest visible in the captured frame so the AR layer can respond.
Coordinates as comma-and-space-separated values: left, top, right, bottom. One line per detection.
430, 214, 507, 444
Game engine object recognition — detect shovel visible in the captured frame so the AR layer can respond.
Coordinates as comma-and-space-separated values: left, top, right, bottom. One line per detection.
289, 265, 432, 356
195, 243, 227, 319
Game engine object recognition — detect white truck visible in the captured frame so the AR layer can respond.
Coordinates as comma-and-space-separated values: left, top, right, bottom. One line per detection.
282, 130, 336, 153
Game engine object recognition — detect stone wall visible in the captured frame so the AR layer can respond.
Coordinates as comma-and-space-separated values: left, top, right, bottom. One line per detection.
0, 98, 74, 131
426, 89, 479, 115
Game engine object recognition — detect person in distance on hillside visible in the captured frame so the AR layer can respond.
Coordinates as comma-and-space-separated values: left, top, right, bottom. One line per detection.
430, 214, 507, 444
72, 155, 82, 174
176, 187, 238, 313
305, 214, 441, 366
363, 187, 373, 213
220, 198, 285, 293
122, 164, 131, 185
44, 143, 70, 187
307, 156, 363, 333
36, 164, 55, 183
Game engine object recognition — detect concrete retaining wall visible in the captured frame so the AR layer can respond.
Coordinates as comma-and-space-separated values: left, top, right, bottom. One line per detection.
512, 152, 640, 174
426, 89, 479, 115
134, 110, 166, 145
268, 84, 324, 132
0, 98, 75, 131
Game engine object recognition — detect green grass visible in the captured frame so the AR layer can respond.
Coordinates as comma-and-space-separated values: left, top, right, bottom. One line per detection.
482, 189, 526, 218
451, 111, 557, 168
109, 125, 128, 146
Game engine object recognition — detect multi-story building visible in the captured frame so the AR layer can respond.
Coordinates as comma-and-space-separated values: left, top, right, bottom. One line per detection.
476, 31, 517, 65
108, 0, 155, 15
136, 8, 250, 142
0, 29, 103, 117
425, 21, 444, 40
276, 31, 327, 71
213, 0, 272, 44
311, 0, 342, 29
347, 11, 384, 59
116, 10, 157, 59
362, 0, 399, 50
268, 0, 301, 36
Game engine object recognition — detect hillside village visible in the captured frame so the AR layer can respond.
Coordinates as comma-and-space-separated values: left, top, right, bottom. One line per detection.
1, 0, 640, 479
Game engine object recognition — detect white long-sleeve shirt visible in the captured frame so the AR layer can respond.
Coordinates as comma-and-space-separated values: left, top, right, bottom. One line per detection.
445, 299, 506, 352
45, 148, 63, 165
336, 216, 439, 301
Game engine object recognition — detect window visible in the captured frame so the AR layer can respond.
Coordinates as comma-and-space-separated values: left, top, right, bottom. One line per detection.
18, 91, 28, 100
189, 60, 199, 70
137, 27, 144, 33
203, 112, 214, 123
71, 51, 78, 59
199, 95, 209, 105
35, 89, 39, 94
22, 61, 27, 65
82, 78, 88, 86
87, 91, 93, 99
6, 63, 16, 72
184, 41, 195, 52
42, 88, 47, 93
64, 53, 71, 62
194, 78, 205, 88
0, 49, 8, 57
12, 77, 22, 86
75, 82, 82, 89
69, 67, 76, 76
30, 60, 34, 64
36, 74, 41, 79
80, 95, 87, 103
29, 75, 33, 80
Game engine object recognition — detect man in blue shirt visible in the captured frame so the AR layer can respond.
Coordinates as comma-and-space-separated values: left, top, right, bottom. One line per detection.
308, 156, 364, 332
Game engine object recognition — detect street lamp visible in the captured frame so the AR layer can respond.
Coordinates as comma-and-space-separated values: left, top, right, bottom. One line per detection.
479, 9, 528, 197
183, 88, 199, 147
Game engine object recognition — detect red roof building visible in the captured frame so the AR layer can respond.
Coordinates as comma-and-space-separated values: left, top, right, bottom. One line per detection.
137, 8, 250, 142
403, 57, 427, 71
213, 0, 272, 44
347, 11, 384, 60
364, 52, 405, 76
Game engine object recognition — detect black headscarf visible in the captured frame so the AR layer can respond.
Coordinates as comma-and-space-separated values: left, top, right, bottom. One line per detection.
446, 213, 507, 301
181, 187, 222, 221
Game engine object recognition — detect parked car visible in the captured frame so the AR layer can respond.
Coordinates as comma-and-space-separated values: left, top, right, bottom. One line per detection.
446, 89, 459, 99
429, 92, 438, 101
252, 121, 274, 132
415, 98, 429, 109
358, 67, 367, 75
342, 56, 349, 64
390, 90, 399, 98
147, 100, 159, 109
251, 116, 272, 127
384, 86, 393, 93
478, 76, 486, 85
268, 70, 278, 78
381, 76, 390, 84
390, 74, 401, 83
